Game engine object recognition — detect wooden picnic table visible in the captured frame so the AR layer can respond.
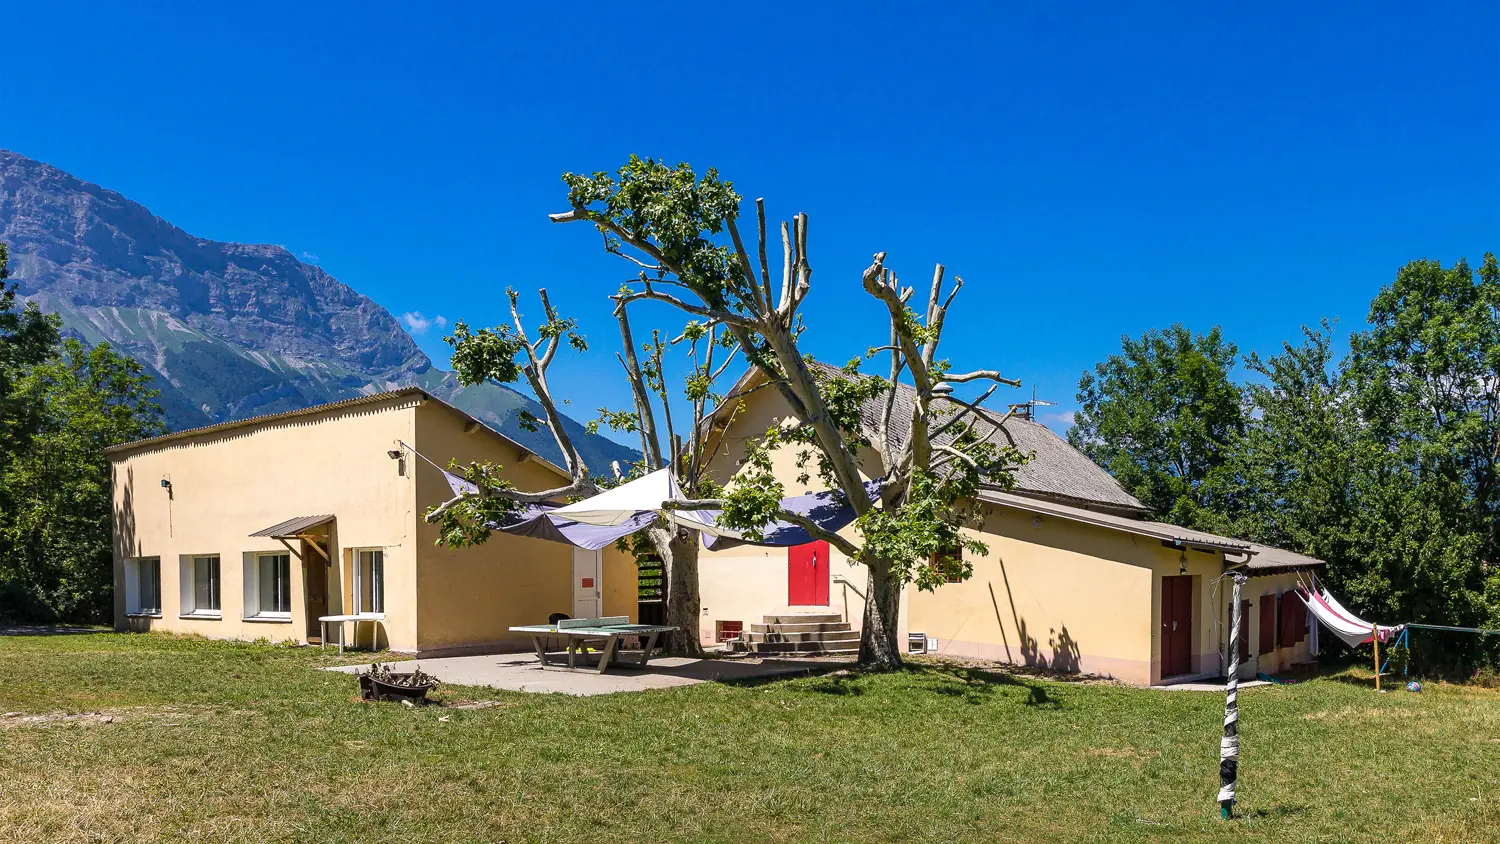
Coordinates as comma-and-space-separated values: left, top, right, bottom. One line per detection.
509, 616, 677, 674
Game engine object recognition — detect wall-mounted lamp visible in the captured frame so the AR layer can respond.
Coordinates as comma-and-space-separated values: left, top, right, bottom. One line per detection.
1179, 552, 1188, 574
1031, 516, 1043, 529
387, 450, 401, 459
160, 479, 171, 490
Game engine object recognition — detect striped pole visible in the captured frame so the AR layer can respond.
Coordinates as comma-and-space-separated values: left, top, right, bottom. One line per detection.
1219, 572, 1246, 819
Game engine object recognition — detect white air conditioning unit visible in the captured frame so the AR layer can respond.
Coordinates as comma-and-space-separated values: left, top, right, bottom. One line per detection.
908, 632, 928, 654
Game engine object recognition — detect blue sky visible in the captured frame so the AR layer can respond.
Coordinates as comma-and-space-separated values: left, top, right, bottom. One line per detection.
3, 2, 1496, 444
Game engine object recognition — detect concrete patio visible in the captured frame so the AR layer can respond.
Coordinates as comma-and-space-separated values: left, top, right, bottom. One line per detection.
325, 652, 848, 696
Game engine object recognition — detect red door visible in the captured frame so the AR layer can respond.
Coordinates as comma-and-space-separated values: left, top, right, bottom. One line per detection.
1161, 575, 1194, 677
788, 541, 830, 606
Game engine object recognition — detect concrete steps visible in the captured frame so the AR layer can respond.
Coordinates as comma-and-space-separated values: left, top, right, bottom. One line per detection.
733, 610, 858, 656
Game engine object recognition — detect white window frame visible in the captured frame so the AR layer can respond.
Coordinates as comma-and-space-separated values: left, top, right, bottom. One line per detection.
178, 554, 221, 618
125, 557, 162, 616
242, 551, 293, 622
352, 548, 386, 617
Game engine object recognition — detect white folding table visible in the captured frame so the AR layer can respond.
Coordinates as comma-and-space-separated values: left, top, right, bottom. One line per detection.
318, 613, 384, 654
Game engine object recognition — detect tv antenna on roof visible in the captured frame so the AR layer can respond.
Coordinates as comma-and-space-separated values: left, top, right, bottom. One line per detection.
1008, 387, 1055, 421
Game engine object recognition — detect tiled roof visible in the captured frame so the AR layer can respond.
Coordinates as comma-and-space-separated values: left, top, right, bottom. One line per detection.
978, 490, 1326, 574
102, 388, 569, 480
809, 360, 1147, 513
979, 490, 1248, 550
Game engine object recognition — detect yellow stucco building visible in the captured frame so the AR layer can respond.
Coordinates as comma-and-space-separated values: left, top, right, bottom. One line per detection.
108, 388, 636, 655
697, 364, 1322, 686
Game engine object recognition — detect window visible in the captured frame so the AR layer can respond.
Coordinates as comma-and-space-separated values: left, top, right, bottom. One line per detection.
1231, 599, 1250, 663
179, 555, 221, 617
354, 549, 384, 615
1278, 591, 1306, 647
1258, 596, 1277, 655
243, 552, 292, 620
929, 543, 965, 584
126, 557, 161, 615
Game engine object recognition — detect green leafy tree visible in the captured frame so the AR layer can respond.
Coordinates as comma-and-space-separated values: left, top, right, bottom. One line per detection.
1069, 325, 1245, 526
549, 157, 1024, 668
0, 243, 62, 465
1203, 321, 1356, 547
1076, 256, 1500, 673
1338, 254, 1500, 668
0, 338, 164, 622
428, 285, 740, 655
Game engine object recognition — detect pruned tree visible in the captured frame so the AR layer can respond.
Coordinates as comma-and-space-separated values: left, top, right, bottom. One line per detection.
550, 156, 1024, 668
426, 284, 739, 655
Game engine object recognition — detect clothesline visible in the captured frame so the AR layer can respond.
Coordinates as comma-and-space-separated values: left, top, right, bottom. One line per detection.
1294, 575, 1402, 648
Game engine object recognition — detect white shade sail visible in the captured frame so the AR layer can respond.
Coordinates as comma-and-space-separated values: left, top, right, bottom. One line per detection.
550, 468, 683, 526
547, 468, 743, 539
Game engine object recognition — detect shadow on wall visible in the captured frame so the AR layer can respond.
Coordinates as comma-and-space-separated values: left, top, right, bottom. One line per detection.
114, 467, 148, 633
992, 557, 1083, 676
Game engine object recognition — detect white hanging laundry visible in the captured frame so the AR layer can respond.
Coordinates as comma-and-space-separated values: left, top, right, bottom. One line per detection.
1295, 586, 1401, 648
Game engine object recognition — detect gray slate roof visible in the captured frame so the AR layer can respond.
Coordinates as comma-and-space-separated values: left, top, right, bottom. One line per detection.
979, 490, 1326, 575
978, 490, 1249, 550
812, 361, 1147, 514
715, 361, 1326, 575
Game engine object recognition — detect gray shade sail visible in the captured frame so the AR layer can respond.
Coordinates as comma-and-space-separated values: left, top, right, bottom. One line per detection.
250, 514, 334, 538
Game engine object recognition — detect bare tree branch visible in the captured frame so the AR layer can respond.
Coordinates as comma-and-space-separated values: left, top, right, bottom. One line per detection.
612, 298, 664, 470
929, 384, 999, 440
755, 198, 774, 312
725, 213, 769, 315
617, 280, 756, 328
932, 444, 978, 468
940, 369, 1023, 387
503, 289, 590, 482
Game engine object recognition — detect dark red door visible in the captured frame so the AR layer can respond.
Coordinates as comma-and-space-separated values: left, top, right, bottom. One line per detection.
1161, 575, 1194, 677
788, 541, 830, 606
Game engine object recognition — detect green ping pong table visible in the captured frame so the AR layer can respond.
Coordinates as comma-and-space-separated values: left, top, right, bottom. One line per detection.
509, 616, 678, 674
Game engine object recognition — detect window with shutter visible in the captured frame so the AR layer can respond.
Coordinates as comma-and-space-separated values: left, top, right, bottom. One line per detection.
1258, 597, 1276, 655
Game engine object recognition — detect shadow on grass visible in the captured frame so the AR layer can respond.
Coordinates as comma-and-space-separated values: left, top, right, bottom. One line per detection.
1326, 671, 1387, 690
0, 625, 103, 637
918, 664, 1064, 709
1246, 804, 1309, 819
779, 662, 1066, 708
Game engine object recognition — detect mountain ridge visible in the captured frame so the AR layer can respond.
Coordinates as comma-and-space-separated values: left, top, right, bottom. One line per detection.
0, 149, 637, 473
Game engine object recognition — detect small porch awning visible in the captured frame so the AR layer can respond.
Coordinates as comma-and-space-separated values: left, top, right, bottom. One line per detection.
250, 514, 334, 539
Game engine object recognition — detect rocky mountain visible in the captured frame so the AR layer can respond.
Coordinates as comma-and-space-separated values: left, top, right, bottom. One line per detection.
0, 149, 637, 472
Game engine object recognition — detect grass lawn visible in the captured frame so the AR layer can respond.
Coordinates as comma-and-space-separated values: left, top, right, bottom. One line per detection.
0, 632, 1496, 843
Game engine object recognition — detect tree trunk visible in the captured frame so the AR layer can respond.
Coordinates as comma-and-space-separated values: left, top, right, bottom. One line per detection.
652, 524, 703, 656
858, 557, 904, 669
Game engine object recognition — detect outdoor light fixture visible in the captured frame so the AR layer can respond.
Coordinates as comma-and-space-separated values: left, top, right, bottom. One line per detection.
387, 449, 401, 459
1180, 552, 1188, 574
160, 479, 171, 490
